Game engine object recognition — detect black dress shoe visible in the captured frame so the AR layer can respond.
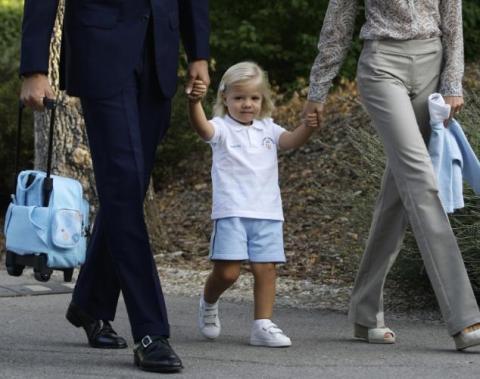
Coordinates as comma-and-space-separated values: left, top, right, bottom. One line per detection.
66, 302, 127, 349
134, 335, 183, 373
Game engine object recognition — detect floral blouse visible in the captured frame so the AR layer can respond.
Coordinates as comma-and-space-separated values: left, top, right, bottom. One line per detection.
308, 0, 464, 102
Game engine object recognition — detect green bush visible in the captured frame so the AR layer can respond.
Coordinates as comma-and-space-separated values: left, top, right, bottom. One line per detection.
209, 0, 480, 93
464, 1, 480, 62
209, 0, 364, 92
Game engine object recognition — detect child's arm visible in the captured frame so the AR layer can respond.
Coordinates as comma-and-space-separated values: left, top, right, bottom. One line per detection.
187, 80, 215, 141
278, 113, 319, 150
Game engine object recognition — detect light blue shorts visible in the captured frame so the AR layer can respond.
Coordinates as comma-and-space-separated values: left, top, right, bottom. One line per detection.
209, 217, 285, 263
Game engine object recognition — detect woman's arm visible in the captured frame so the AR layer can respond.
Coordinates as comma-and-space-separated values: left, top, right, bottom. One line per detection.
439, 0, 464, 98
439, 0, 464, 119
308, 0, 359, 103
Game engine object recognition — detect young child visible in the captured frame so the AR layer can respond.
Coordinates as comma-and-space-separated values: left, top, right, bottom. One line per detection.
187, 61, 319, 347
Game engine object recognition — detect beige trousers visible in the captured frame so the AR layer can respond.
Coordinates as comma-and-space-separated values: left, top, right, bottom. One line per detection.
348, 38, 480, 335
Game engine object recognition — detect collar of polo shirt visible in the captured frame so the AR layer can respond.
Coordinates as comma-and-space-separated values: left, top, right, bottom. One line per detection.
225, 114, 265, 132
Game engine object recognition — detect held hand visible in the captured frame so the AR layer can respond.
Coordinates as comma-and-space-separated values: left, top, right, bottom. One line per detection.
302, 100, 324, 127
305, 113, 321, 128
187, 80, 208, 103
185, 60, 210, 96
20, 73, 55, 111
444, 96, 464, 127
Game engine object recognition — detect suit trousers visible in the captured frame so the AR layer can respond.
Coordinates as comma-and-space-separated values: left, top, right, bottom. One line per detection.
348, 38, 480, 335
72, 29, 171, 341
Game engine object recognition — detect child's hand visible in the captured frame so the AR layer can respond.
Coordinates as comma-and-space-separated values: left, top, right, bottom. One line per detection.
187, 79, 207, 103
305, 112, 321, 128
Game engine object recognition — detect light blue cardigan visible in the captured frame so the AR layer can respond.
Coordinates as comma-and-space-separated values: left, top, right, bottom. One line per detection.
428, 93, 480, 213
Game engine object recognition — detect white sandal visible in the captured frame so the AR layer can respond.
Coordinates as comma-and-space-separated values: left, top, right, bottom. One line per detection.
454, 328, 480, 350
354, 324, 396, 344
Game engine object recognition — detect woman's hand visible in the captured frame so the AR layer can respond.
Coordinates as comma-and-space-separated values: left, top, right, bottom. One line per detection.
302, 100, 324, 127
305, 113, 321, 128
444, 96, 464, 120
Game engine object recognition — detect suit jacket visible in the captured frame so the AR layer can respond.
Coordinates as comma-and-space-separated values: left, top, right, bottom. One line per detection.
20, 0, 210, 99
428, 93, 480, 213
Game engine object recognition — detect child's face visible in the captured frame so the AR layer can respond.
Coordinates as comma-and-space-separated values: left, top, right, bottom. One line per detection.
223, 81, 263, 125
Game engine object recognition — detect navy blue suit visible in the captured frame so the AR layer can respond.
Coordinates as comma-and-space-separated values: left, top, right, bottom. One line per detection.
20, 0, 210, 340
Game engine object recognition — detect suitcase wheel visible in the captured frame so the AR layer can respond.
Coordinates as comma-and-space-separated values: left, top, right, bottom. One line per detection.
63, 268, 74, 282
6, 264, 24, 277
34, 270, 52, 282
5, 251, 25, 277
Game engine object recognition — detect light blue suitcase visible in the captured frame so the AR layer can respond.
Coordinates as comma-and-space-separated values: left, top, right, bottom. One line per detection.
3, 99, 89, 282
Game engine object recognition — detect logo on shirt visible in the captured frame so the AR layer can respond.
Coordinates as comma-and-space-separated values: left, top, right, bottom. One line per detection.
262, 137, 275, 150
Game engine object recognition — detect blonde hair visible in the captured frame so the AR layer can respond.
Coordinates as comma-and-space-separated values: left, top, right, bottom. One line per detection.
213, 61, 275, 118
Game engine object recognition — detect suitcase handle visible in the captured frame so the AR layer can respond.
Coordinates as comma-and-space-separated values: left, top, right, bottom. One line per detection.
15, 97, 57, 206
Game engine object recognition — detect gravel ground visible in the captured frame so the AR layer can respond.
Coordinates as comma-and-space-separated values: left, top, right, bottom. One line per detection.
157, 265, 445, 326
157, 266, 352, 312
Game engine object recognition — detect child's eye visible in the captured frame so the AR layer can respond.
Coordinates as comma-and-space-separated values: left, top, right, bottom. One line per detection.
252, 96, 261, 101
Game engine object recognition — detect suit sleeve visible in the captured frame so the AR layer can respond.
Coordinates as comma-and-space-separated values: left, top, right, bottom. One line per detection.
20, 0, 59, 76
178, 0, 210, 61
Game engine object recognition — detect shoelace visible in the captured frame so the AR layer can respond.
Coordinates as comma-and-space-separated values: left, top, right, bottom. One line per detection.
203, 306, 219, 326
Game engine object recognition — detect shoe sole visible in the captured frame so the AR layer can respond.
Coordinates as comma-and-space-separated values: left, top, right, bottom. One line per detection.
454, 336, 480, 350
89, 342, 128, 349
353, 334, 395, 344
250, 339, 292, 348
354, 324, 395, 344
201, 333, 220, 340
200, 327, 221, 340
67, 308, 128, 349
134, 356, 183, 373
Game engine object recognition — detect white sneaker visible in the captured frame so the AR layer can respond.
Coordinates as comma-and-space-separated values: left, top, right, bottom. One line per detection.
198, 297, 221, 339
250, 320, 292, 347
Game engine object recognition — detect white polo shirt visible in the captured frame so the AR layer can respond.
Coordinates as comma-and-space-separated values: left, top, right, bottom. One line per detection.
207, 115, 287, 221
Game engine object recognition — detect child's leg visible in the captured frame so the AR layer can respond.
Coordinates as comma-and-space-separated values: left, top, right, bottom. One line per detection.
250, 263, 276, 319
249, 262, 291, 347
204, 260, 242, 304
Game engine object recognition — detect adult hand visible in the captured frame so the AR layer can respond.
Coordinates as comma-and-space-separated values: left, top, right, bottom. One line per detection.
185, 60, 210, 95
20, 73, 55, 111
444, 96, 464, 121
305, 113, 321, 128
302, 100, 324, 127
